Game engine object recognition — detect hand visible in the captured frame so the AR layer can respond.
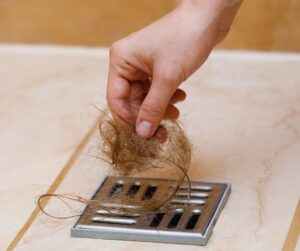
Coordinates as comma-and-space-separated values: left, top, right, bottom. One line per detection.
107, 0, 242, 139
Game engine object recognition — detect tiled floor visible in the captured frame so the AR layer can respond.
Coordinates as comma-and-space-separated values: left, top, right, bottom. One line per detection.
0, 45, 108, 250
1, 46, 299, 251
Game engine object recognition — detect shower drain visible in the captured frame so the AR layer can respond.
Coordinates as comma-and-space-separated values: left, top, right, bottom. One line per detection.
71, 176, 231, 245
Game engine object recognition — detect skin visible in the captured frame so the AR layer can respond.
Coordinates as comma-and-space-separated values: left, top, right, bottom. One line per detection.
107, 0, 242, 139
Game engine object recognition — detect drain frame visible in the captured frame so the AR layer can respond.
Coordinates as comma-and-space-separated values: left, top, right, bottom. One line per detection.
71, 176, 231, 245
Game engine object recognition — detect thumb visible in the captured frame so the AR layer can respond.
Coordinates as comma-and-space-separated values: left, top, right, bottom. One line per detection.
136, 73, 179, 139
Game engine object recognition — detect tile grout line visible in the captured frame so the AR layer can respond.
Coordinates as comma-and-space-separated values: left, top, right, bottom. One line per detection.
7, 112, 106, 251
282, 200, 300, 251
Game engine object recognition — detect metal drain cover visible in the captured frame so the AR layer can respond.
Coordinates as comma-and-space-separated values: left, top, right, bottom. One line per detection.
71, 176, 230, 245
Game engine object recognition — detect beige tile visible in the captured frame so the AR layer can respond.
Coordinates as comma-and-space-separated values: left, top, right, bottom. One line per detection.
0, 45, 108, 250
12, 50, 300, 250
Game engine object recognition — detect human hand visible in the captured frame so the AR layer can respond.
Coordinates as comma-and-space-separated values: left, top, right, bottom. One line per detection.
107, 0, 242, 139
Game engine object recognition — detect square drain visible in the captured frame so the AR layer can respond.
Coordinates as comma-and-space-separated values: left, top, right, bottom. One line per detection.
71, 176, 230, 245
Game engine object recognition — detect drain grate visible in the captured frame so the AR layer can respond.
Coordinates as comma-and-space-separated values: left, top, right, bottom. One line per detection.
71, 176, 231, 245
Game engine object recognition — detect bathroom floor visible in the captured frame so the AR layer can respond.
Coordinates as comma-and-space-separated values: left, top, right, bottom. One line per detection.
1, 45, 299, 251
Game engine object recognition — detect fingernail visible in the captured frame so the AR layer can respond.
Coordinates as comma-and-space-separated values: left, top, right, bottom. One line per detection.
137, 120, 154, 138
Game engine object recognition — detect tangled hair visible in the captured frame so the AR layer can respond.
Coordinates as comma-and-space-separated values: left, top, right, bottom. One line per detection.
98, 115, 192, 213
38, 111, 192, 218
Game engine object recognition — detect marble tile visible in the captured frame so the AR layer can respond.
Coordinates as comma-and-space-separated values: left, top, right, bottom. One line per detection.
0, 45, 108, 250
11, 50, 300, 250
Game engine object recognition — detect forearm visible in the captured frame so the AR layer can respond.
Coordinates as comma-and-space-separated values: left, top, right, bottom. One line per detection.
178, 0, 242, 44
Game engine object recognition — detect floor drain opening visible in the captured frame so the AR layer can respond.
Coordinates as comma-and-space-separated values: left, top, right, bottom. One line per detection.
96, 208, 141, 219
109, 181, 124, 197
127, 183, 140, 197
171, 198, 206, 206
167, 212, 183, 228
96, 210, 139, 219
179, 185, 212, 192
186, 211, 201, 229
175, 191, 209, 199
92, 216, 136, 225
142, 185, 157, 200
150, 213, 165, 227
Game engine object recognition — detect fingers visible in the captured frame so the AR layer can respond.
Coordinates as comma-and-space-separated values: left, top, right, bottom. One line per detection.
108, 41, 186, 139
107, 41, 150, 126
170, 89, 186, 104
164, 104, 180, 120
107, 72, 132, 123
139, 82, 186, 105
136, 72, 181, 139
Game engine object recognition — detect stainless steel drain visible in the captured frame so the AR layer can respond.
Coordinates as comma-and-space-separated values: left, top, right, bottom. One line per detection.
71, 176, 231, 245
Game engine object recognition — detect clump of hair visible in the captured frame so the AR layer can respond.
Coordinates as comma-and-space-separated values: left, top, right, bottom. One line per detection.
37, 112, 193, 218
98, 114, 192, 213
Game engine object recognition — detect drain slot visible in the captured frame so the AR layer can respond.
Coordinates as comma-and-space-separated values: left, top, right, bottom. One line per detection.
171, 198, 206, 205
109, 181, 123, 197
150, 213, 165, 227
167, 212, 183, 228
186, 211, 201, 229
175, 191, 208, 198
142, 185, 157, 200
92, 217, 136, 225
179, 185, 212, 191
127, 183, 140, 197
96, 210, 139, 218
96, 209, 109, 215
